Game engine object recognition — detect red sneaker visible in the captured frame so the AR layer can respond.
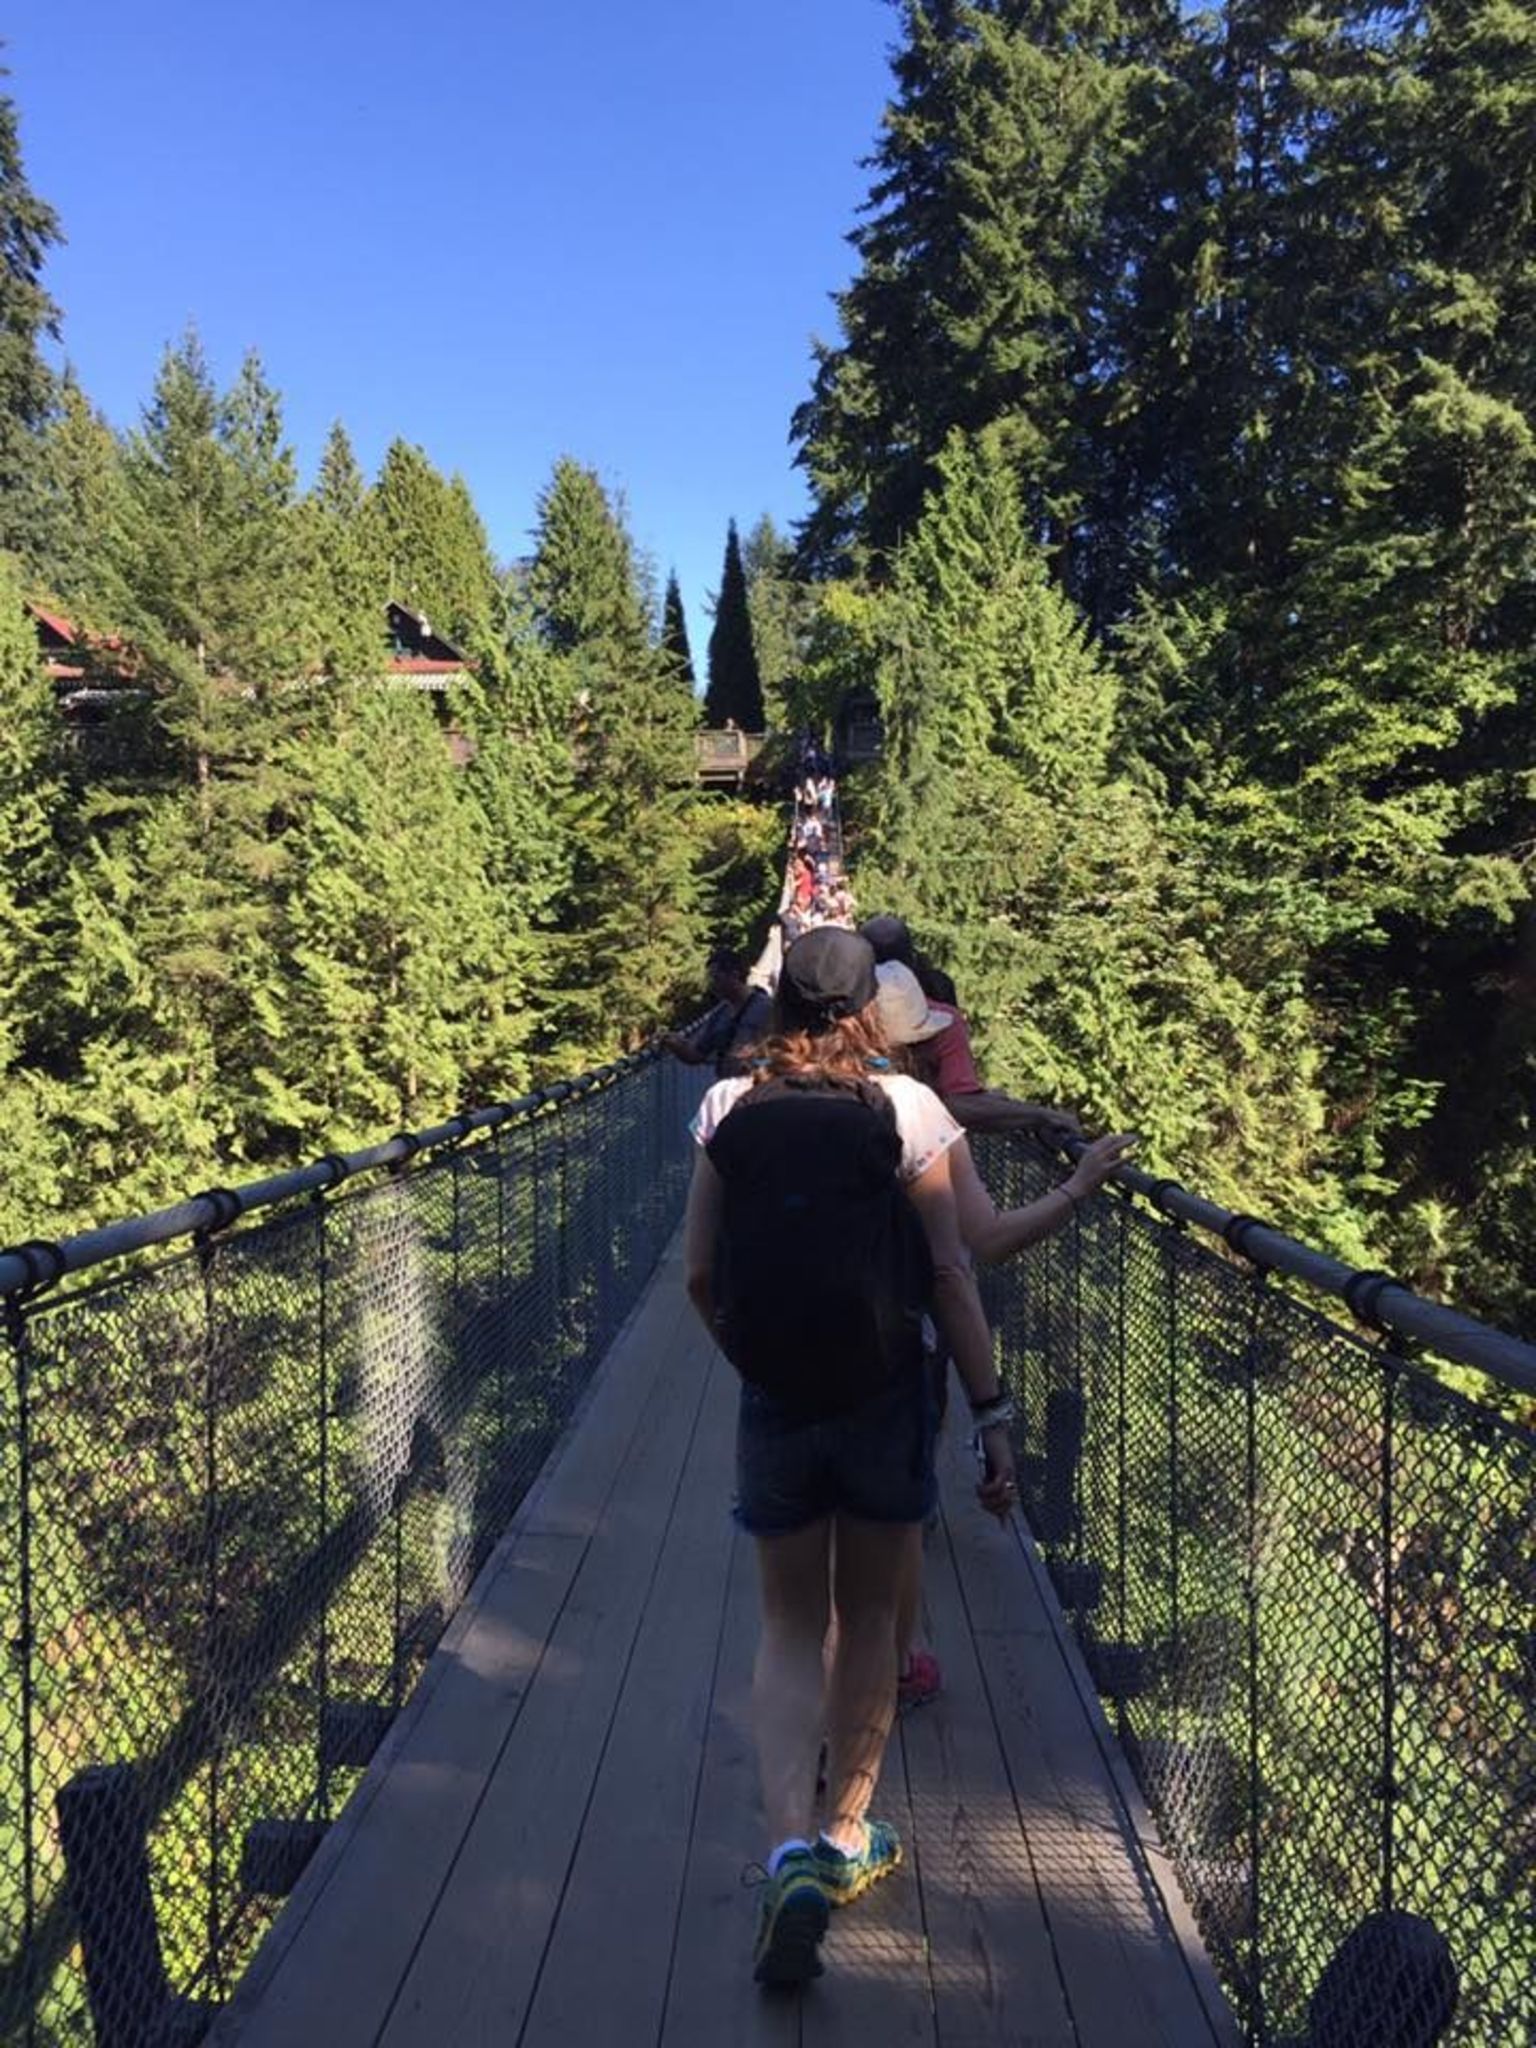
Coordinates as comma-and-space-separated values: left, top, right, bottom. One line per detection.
897, 1649, 942, 1710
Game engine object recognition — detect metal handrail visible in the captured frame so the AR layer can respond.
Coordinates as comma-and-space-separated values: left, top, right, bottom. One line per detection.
1082, 1153, 1536, 1396
0, 1052, 655, 1300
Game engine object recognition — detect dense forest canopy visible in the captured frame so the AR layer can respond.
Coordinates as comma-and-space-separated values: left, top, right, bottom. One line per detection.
780, 0, 1535, 1339
1, 1, 1533, 1345
0, 97, 780, 1240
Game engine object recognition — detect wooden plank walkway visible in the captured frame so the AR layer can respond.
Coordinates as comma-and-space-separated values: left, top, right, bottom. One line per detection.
215, 1239, 1237, 2048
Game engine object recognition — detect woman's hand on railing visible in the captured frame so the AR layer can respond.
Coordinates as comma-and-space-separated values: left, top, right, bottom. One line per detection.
1064, 1131, 1139, 1201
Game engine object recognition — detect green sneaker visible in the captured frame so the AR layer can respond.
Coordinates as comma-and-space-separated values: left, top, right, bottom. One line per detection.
751, 1850, 831, 1986
813, 1820, 903, 1906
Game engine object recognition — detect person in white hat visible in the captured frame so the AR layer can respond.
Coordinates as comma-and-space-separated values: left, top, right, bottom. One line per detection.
876, 959, 1136, 1701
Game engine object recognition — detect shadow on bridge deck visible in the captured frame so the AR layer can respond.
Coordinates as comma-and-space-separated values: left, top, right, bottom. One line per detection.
212, 1242, 1236, 2048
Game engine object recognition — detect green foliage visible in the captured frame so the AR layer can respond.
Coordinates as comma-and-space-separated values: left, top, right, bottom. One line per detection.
704, 518, 765, 729
528, 458, 705, 1056
661, 568, 696, 689
34, 371, 131, 620
0, 553, 63, 1236
259, 685, 534, 1146
367, 439, 503, 671
300, 421, 387, 682
741, 514, 811, 731
0, 71, 60, 558
803, 0, 1536, 1332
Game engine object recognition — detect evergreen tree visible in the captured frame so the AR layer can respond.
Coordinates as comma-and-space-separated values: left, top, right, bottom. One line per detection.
704, 519, 764, 728
301, 421, 387, 682
860, 431, 1330, 1217
792, 0, 1147, 586
741, 514, 809, 731
661, 569, 695, 689
0, 71, 61, 559
368, 439, 502, 670
527, 457, 652, 667
101, 338, 316, 1165
528, 458, 703, 1050
35, 371, 131, 619
260, 684, 530, 1145
0, 553, 64, 1236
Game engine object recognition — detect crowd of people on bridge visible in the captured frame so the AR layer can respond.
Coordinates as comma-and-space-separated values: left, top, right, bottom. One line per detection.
783, 760, 855, 940
662, 761, 1136, 1990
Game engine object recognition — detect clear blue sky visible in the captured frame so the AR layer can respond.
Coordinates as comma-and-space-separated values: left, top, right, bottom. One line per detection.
11, 0, 895, 658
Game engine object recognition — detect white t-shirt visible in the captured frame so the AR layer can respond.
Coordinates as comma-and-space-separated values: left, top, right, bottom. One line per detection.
691, 1071, 964, 1184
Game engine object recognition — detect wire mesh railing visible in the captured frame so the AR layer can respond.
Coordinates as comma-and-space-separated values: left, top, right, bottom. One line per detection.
0, 1052, 702, 2048
973, 1132, 1535, 2048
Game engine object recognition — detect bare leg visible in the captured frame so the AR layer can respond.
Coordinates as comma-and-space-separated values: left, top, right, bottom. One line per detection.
894, 1535, 922, 1668
752, 1520, 832, 1846
823, 1515, 920, 1852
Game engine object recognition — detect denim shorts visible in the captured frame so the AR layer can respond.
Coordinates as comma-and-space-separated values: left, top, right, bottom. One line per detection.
733, 1368, 938, 1536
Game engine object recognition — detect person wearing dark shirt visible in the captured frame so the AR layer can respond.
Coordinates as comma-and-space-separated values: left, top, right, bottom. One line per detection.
661, 948, 775, 1079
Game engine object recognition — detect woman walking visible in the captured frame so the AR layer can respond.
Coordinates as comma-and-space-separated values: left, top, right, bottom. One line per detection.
682, 927, 1131, 1986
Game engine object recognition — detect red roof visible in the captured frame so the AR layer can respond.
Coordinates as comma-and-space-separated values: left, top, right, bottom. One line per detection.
30, 604, 79, 644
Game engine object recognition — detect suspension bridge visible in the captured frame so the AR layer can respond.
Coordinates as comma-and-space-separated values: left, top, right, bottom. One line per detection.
1, 810, 1532, 2048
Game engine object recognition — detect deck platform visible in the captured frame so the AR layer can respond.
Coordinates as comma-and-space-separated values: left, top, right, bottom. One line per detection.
215, 1240, 1236, 2048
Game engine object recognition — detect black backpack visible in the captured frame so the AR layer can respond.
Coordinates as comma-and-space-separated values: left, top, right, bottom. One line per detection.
705, 1075, 935, 1419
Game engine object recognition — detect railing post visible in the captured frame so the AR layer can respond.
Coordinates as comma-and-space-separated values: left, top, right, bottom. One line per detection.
1166, 1224, 1182, 1749
312, 1188, 333, 1818
495, 1129, 508, 1466
6, 1289, 38, 2046
1242, 1265, 1266, 2039
194, 1221, 225, 1998
1380, 1358, 1398, 1918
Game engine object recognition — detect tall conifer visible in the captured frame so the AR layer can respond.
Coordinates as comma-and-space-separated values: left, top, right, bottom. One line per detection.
661, 570, 695, 689
0, 72, 61, 558
704, 519, 764, 728
302, 421, 387, 682
528, 458, 703, 1049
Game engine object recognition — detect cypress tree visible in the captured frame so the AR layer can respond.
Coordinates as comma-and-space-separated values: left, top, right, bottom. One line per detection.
741, 514, 809, 732
704, 519, 764, 728
661, 569, 695, 689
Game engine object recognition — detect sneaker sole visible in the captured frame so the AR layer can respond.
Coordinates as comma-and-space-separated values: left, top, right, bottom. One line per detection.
754, 1885, 830, 1986
823, 1840, 903, 1908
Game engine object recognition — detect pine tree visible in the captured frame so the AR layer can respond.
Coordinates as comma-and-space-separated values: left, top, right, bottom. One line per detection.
0, 552, 65, 1236
0, 71, 61, 559
661, 570, 695, 689
368, 439, 502, 671
260, 684, 530, 1146
528, 458, 703, 1050
792, 0, 1148, 587
704, 519, 764, 728
301, 421, 387, 682
35, 371, 131, 619
860, 431, 1331, 1217
741, 514, 811, 732
527, 457, 652, 667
